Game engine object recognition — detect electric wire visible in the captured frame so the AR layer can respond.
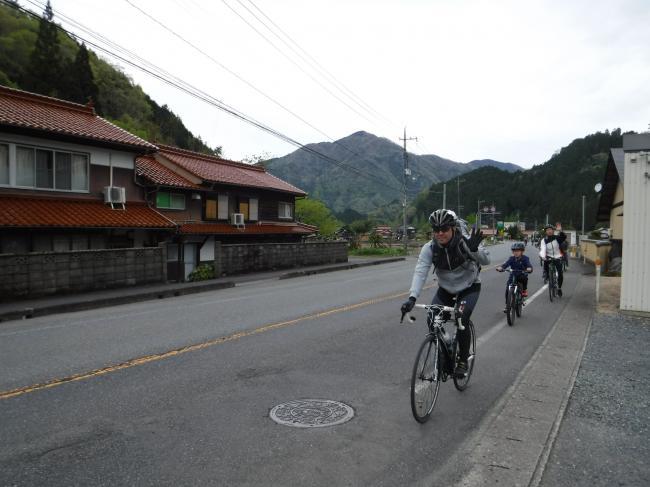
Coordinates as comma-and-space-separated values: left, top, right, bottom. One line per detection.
5, 0, 403, 192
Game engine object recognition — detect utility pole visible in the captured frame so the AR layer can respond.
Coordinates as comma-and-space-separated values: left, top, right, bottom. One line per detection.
400, 127, 417, 254
443, 183, 447, 209
581, 195, 585, 236
456, 176, 465, 217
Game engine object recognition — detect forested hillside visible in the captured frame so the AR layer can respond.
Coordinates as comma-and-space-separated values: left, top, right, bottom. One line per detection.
412, 129, 625, 230
0, 1, 221, 155
264, 131, 520, 215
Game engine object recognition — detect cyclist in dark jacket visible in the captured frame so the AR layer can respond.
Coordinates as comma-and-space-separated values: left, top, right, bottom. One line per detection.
401, 209, 490, 378
497, 242, 533, 310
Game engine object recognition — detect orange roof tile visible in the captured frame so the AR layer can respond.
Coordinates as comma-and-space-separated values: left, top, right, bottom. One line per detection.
0, 85, 157, 151
0, 195, 175, 229
157, 145, 306, 195
179, 222, 317, 235
136, 155, 201, 189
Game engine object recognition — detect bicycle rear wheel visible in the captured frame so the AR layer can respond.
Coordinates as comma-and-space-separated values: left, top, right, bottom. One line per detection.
454, 321, 476, 391
410, 334, 441, 423
515, 290, 523, 317
506, 288, 515, 326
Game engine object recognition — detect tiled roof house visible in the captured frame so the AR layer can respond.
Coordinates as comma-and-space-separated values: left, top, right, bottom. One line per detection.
0, 85, 175, 254
136, 146, 315, 280
1, 86, 315, 282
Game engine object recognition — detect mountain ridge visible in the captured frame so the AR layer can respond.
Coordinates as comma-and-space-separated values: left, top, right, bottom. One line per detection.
264, 131, 522, 214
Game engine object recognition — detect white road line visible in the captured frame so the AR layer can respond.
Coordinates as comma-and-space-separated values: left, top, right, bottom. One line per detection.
477, 284, 549, 346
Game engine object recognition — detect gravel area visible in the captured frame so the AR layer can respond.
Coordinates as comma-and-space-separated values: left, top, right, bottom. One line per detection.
540, 312, 650, 486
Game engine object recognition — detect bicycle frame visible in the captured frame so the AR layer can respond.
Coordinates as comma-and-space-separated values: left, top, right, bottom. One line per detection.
404, 303, 464, 375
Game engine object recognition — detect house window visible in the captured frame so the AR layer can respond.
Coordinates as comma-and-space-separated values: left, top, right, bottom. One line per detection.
249, 198, 258, 221
0, 144, 8, 185
157, 191, 185, 210
279, 202, 293, 219
239, 199, 249, 220
205, 199, 217, 220
14, 145, 88, 191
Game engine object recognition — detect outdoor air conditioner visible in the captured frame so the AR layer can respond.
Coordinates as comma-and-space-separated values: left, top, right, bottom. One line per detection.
231, 213, 245, 226
104, 186, 126, 204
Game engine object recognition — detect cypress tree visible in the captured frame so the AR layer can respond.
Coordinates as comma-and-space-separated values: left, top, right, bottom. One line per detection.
68, 43, 100, 111
24, 1, 64, 96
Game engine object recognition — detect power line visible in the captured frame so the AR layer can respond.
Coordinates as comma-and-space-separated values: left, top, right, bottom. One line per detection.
219, 0, 381, 129
6, 0, 402, 192
242, 0, 393, 128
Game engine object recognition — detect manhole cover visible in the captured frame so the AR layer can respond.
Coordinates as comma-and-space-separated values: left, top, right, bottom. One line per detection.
269, 399, 354, 428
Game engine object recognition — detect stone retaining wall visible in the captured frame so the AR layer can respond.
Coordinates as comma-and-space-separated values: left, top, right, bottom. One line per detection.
216, 241, 348, 275
0, 245, 166, 299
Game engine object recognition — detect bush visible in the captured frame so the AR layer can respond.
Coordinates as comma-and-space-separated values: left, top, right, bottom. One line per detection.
349, 247, 406, 257
187, 263, 215, 281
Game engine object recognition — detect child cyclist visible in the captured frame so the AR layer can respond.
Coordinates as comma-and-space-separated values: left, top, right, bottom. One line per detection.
496, 242, 533, 311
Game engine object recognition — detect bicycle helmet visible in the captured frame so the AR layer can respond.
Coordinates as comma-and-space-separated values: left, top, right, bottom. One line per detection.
543, 224, 554, 230
511, 242, 525, 251
428, 209, 458, 228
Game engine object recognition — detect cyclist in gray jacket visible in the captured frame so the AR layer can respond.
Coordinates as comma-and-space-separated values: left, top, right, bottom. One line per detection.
401, 209, 490, 377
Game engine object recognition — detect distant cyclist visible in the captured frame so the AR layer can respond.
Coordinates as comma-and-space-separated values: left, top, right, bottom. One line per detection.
539, 223, 567, 296
496, 242, 533, 311
401, 209, 490, 378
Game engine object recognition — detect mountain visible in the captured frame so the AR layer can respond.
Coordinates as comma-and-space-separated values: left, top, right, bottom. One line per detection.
411, 129, 625, 230
264, 131, 521, 214
0, 1, 220, 156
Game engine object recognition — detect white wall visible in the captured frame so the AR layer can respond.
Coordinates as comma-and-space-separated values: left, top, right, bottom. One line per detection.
620, 146, 650, 313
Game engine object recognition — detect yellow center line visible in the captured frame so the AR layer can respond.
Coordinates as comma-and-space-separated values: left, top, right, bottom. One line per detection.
0, 287, 427, 401
1, 261, 500, 401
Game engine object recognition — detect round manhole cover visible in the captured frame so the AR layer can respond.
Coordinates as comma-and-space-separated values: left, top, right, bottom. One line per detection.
269, 399, 354, 428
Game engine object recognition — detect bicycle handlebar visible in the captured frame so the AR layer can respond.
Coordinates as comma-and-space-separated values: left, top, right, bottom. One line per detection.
401, 303, 463, 330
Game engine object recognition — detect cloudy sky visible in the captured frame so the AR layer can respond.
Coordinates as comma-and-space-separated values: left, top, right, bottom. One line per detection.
32, 0, 650, 167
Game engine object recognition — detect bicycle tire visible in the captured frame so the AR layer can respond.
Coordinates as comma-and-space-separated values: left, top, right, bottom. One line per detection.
506, 288, 515, 326
453, 320, 476, 391
410, 334, 441, 423
548, 267, 555, 302
516, 289, 523, 317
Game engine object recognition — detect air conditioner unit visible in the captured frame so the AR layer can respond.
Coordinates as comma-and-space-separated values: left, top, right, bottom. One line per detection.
104, 186, 126, 204
231, 213, 245, 226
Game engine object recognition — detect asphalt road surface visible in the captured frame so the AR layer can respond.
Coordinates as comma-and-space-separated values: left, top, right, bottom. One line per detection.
0, 242, 579, 486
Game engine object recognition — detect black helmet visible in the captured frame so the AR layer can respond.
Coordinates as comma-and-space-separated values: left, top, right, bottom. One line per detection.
429, 209, 458, 228
543, 224, 554, 230
511, 242, 525, 251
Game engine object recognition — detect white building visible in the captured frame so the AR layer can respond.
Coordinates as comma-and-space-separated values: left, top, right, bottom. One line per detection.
620, 133, 650, 314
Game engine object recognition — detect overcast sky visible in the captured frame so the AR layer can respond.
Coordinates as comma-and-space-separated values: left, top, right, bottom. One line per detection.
36, 0, 650, 167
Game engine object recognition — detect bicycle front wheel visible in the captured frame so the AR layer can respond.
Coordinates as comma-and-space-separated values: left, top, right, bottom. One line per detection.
506, 288, 515, 326
410, 334, 441, 423
548, 270, 555, 302
454, 321, 476, 391
515, 290, 523, 317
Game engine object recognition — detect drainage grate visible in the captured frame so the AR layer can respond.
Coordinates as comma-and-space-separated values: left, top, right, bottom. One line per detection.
269, 399, 354, 428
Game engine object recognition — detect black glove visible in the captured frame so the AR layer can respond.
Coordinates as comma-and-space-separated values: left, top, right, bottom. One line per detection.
401, 296, 416, 314
467, 227, 484, 252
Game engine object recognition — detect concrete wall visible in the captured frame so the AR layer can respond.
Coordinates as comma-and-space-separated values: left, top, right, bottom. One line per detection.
580, 239, 611, 271
216, 241, 348, 276
0, 245, 166, 299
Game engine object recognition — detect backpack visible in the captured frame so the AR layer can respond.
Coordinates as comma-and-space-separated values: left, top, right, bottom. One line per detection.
430, 219, 478, 268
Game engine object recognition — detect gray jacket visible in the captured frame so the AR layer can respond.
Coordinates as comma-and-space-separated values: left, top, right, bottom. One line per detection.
409, 239, 490, 298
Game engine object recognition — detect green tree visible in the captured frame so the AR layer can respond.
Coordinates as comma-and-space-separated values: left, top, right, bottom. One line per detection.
65, 42, 100, 110
24, 1, 63, 96
295, 198, 341, 237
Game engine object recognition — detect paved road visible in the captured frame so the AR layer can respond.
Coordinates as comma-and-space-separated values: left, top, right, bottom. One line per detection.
0, 243, 579, 486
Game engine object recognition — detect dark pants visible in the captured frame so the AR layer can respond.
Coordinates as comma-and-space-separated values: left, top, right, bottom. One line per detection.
431, 282, 481, 362
543, 259, 564, 288
505, 273, 528, 300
